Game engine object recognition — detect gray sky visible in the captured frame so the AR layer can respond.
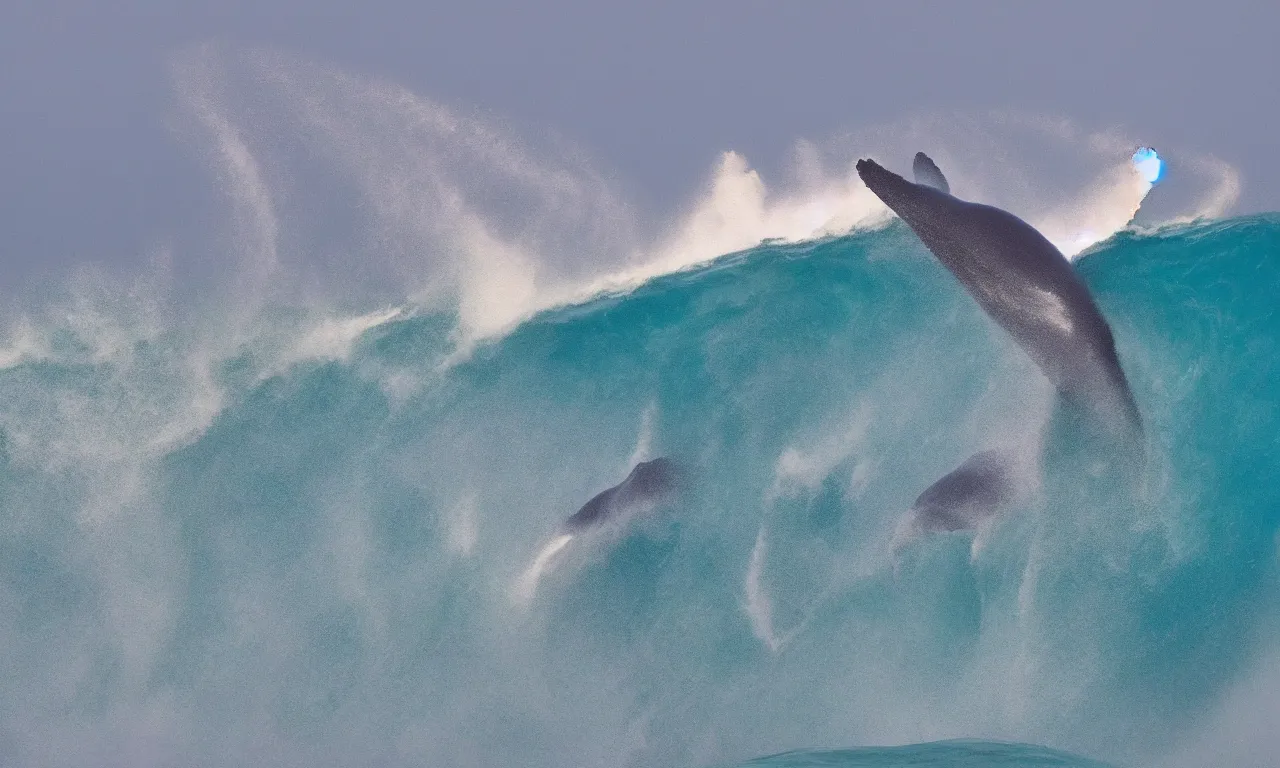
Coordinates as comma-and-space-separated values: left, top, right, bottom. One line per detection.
2, 0, 1277, 287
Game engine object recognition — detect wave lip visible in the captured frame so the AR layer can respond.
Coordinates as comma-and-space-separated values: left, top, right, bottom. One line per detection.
722, 739, 1119, 768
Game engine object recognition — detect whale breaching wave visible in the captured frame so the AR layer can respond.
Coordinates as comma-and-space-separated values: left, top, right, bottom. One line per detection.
0, 48, 1275, 768
2, 208, 1279, 767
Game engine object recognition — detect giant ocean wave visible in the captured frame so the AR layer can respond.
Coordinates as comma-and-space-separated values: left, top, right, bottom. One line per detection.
2, 214, 1278, 767
0, 47, 1275, 768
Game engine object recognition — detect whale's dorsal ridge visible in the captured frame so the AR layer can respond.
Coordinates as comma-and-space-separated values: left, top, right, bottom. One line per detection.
563, 456, 680, 533
912, 152, 950, 195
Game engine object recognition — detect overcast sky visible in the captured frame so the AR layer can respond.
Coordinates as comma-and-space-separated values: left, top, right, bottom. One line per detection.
2, 0, 1277, 286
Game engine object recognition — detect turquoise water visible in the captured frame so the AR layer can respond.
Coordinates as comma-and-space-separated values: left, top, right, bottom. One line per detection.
727, 740, 1117, 767
1, 215, 1277, 766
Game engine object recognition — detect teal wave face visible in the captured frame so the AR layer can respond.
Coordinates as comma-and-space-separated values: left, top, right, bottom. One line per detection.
729, 739, 1117, 768
0, 216, 1277, 766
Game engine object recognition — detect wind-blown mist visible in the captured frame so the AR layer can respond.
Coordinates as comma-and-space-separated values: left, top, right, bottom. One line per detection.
166, 47, 1238, 344
0, 46, 1270, 768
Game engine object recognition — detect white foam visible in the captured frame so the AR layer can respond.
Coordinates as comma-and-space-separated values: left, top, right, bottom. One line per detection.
744, 525, 821, 654
627, 402, 658, 468
769, 406, 869, 502
162, 52, 1244, 357
0, 317, 49, 369
645, 151, 890, 275
173, 45, 280, 311
1034, 160, 1153, 258
1172, 153, 1242, 223
513, 533, 574, 605
264, 305, 406, 378
744, 527, 782, 652
447, 492, 480, 557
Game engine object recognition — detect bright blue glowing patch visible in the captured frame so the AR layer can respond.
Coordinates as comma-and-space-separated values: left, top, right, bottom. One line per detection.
1133, 146, 1164, 185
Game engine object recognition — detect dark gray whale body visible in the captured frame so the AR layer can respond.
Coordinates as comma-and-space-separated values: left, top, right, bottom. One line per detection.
891, 449, 1019, 555
563, 457, 680, 532
856, 154, 1142, 438
516, 457, 683, 602
905, 449, 1014, 534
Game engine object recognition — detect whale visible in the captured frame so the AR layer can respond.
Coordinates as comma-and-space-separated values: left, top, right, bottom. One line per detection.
856, 154, 1142, 439
891, 448, 1018, 556
515, 457, 682, 602
562, 457, 681, 532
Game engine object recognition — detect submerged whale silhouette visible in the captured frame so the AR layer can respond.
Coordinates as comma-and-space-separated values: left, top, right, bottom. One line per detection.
515, 458, 682, 602
891, 449, 1018, 556
563, 457, 681, 532
856, 153, 1142, 438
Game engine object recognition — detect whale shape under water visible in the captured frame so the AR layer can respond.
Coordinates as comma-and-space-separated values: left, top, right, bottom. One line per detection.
891, 449, 1019, 558
563, 457, 681, 532
515, 457, 682, 602
857, 153, 1142, 440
